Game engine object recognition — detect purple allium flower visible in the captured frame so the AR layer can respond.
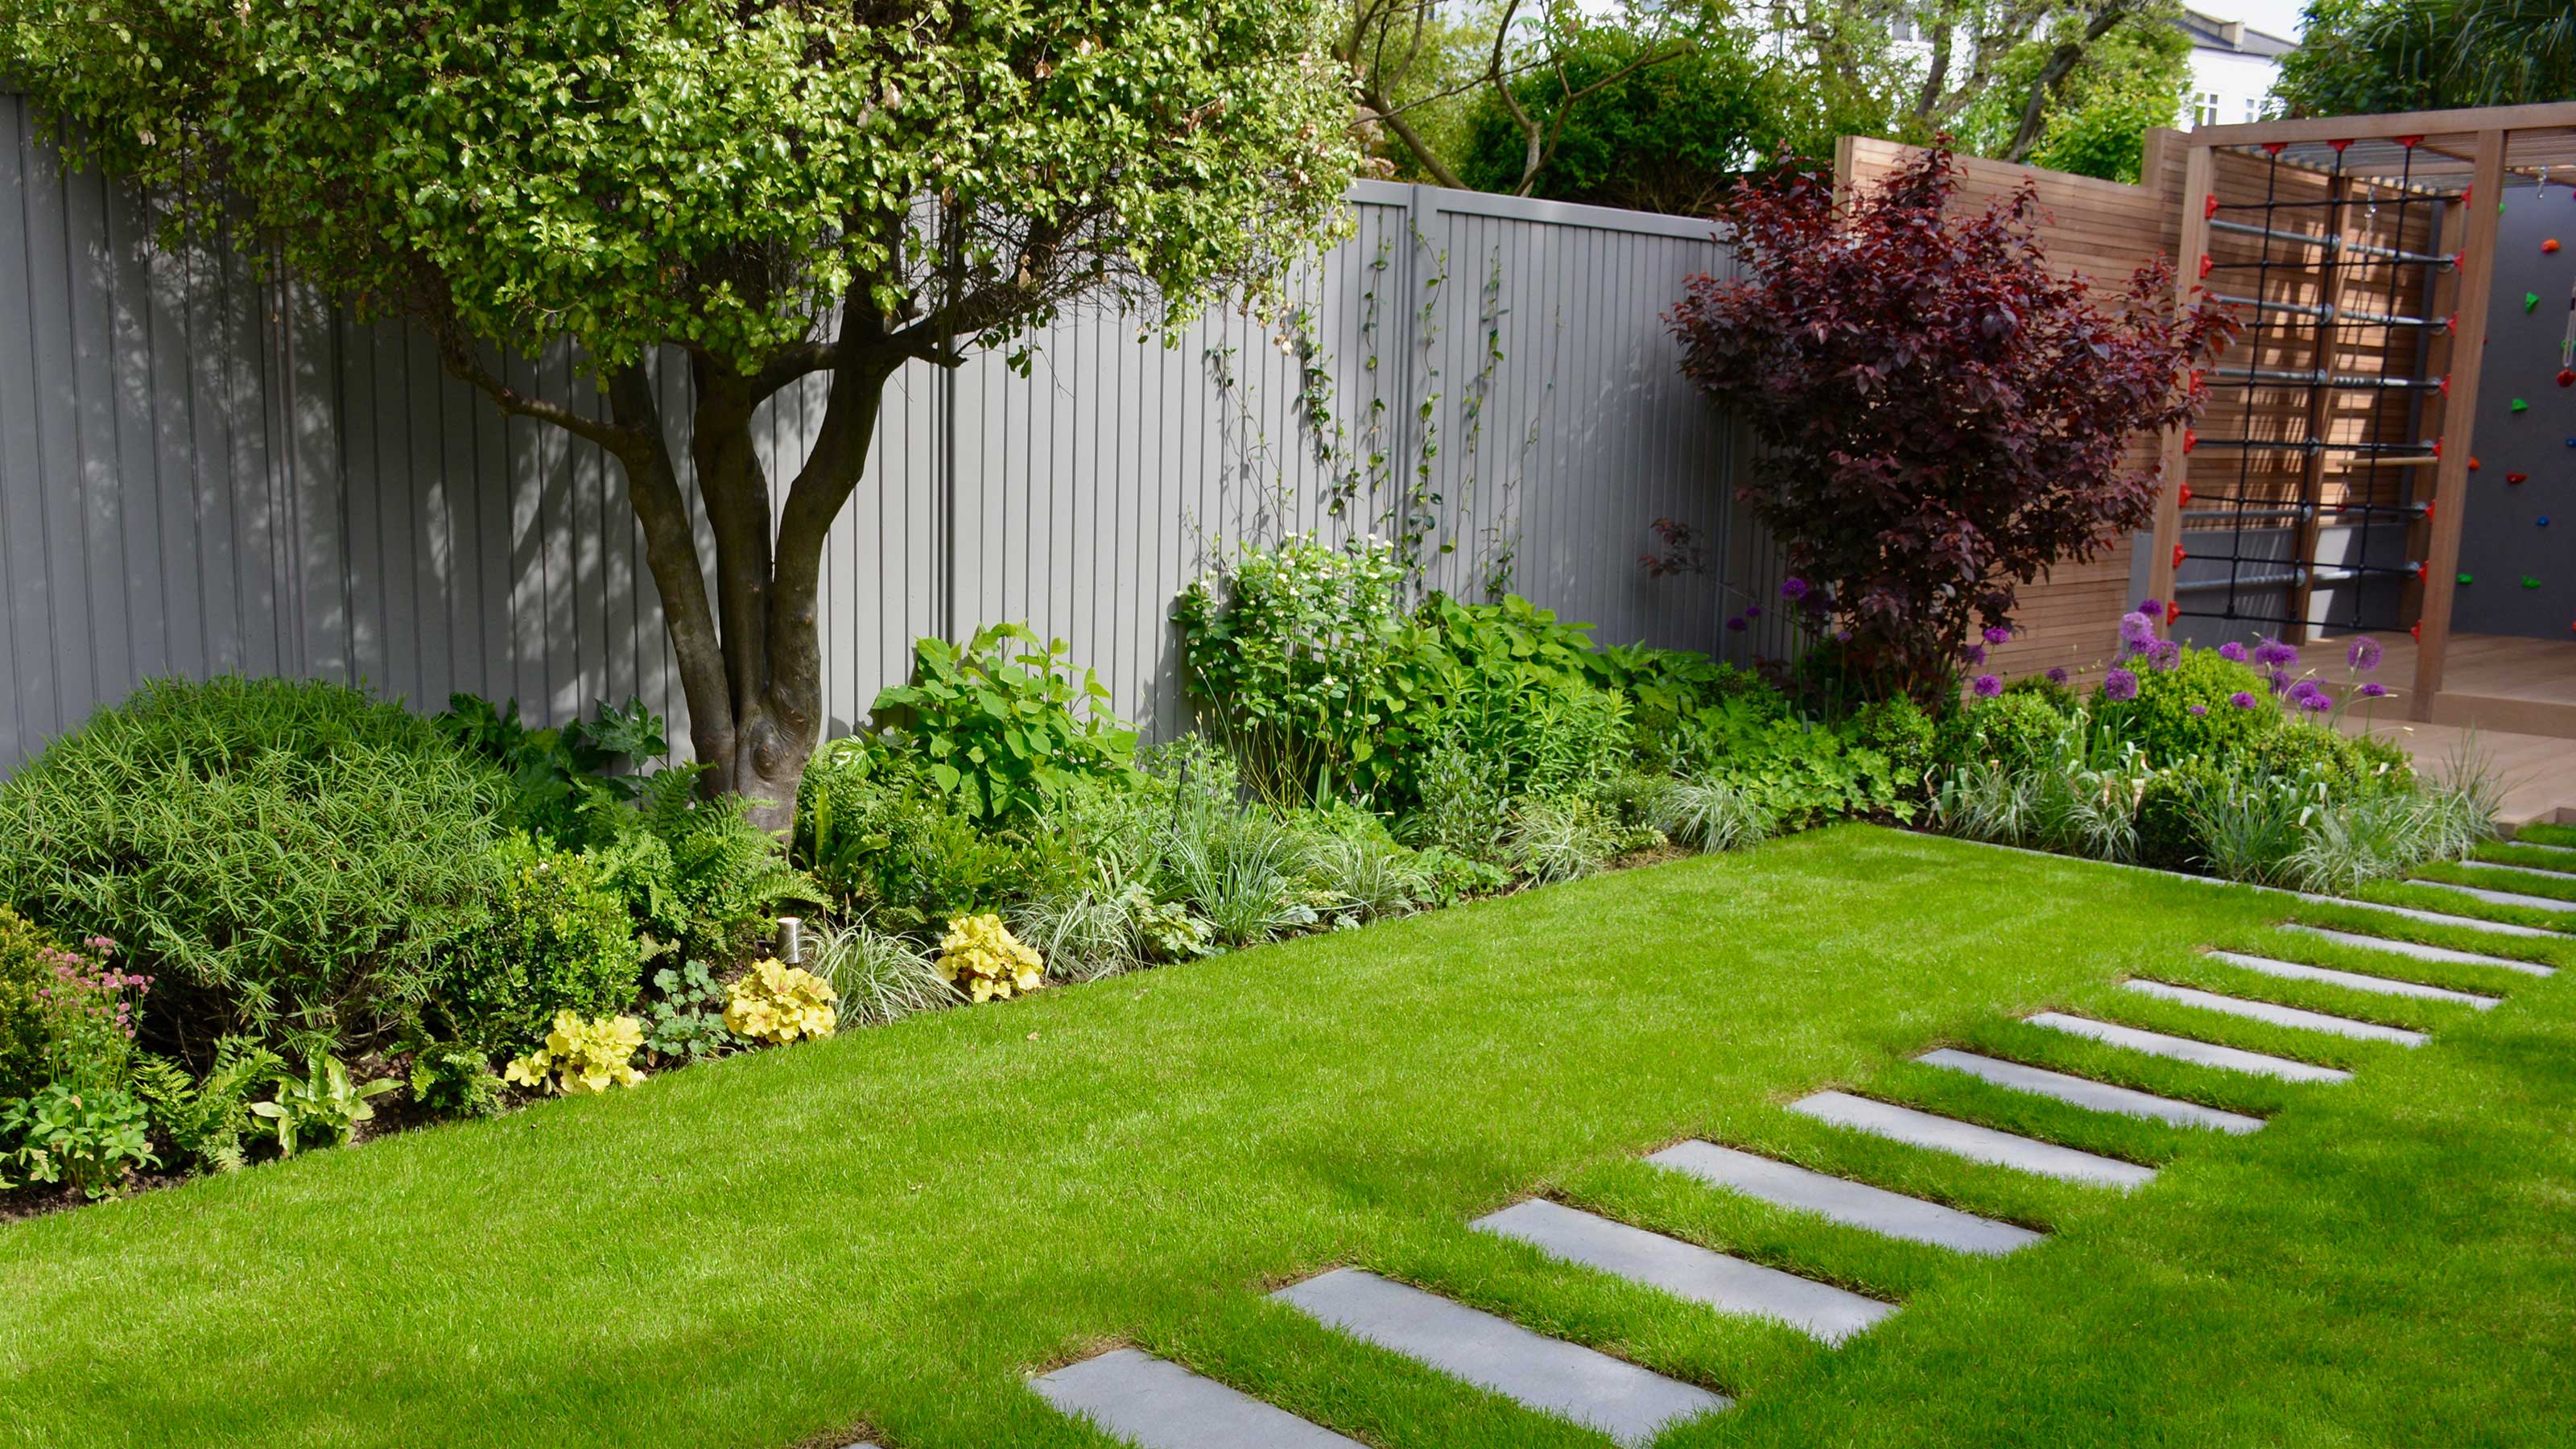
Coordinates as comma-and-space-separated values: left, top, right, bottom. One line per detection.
1834, 630, 1852, 643
2148, 639, 2182, 672
1780, 577, 1809, 601
2359, 681, 2389, 698
1972, 673, 2003, 698
2297, 690, 2332, 713
2229, 691, 2258, 709
1963, 643, 1987, 666
2046, 667, 2069, 685
2136, 597, 2164, 615
2267, 666, 2291, 696
1726, 615, 1747, 633
2347, 636, 2383, 671
2218, 641, 2248, 663
2118, 611, 2157, 651
2253, 638, 2298, 668
2286, 679, 2328, 710
1745, 605, 1762, 619
2103, 667, 2140, 703
2188, 704, 2209, 716
1983, 625, 2013, 646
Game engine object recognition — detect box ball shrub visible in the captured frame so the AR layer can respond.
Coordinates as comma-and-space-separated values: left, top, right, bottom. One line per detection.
0, 677, 510, 1058
436, 836, 645, 1052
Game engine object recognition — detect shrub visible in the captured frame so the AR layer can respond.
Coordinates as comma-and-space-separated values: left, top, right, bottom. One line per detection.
1, 1083, 156, 1198
1957, 689, 2076, 775
599, 765, 819, 964
1852, 696, 1939, 795
0, 909, 144, 1100
503, 1012, 647, 1096
872, 623, 1139, 824
795, 740, 1080, 931
936, 914, 1046, 1003
2090, 647, 2277, 767
249, 1052, 399, 1154
722, 959, 839, 1045
434, 693, 667, 847
130, 1038, 283, 1171
405, 1044, 507, 1120
438, 837, 642, 1052
1671, 144, 2232, 699
0, 678, 508, 1057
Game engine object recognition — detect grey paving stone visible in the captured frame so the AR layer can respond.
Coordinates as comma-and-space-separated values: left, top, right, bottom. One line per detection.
1916, 1048, 2264, 1134
1788, 1091, 2157, 1189
1472, 1198, 1896, 1345
1647, 1141, 2042, 1257
2508, 837, 2576, 854
1033, 1348, 1362, 1449
2123, 979, 2427, 1046
2458, 858, 2576, 883
2025, 1012, 2353, 1083
2406, 878, 2576, 913
1270, 1269, 1728, 1447
2205, 949, 2502, 1009
2296, 894, 2559, 938
2277, 924, 2557, 976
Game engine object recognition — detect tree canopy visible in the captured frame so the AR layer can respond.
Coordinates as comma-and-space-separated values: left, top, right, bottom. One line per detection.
3, 0, 1357, 823
2275, 0, 2576, 115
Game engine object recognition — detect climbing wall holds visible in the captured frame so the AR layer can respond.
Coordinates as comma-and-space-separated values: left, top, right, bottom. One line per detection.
2458, 572, 2475, 585
2512, 398, 2530, 412
2562, 369, 2576, 388
2508, 472, 2530, 484
2524, 576, 2543, 589
2551, 239, 2566, 254
2172, 543, 2188, 568
2541, 515, 2554, 526
2529, 291, 2545, 313
2411, 621, 2423, 641
2178, 483, 2193, 506
2468, 456, 2481, 471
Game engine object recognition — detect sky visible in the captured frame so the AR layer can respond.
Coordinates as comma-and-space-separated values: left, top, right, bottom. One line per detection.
2212, 0, 2310, 42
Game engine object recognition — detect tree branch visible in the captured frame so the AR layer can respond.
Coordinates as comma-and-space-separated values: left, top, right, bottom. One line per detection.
602, 363, 733, 760
1366, 84, 1468, 188
2004, 0, 2138, 162
433, 329, 641, 455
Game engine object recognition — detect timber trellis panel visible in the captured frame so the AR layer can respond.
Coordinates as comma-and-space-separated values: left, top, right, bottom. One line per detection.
0, 94, 1763, 771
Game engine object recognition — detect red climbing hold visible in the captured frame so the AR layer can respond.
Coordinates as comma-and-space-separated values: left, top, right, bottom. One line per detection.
2446, 312, 2458, 333
2184, 428, 2198, 453
2427, 499, 2438, 520
2416, 563, 2429, 580
2559, 367, 2574, 388
2439, 374, 2451, 396
2470, 456, 2482, 472
2395, 135, 2422, 149
2198, 254, 2214, 279
2205, 193, 2221, 219
2263, 142, 2289, 156
2166, 601, 2182, 626
2172, 543, 2188, 568
2548, 239, 2564, 254
2433, 437, 2444, 458
2178, 483, 2194, 506
2509, 473, 2530, 485
2330, 138, 2353, 153
2412, 621, 2423, 641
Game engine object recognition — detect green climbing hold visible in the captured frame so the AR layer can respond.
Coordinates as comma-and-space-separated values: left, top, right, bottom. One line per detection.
2513, 398, 2530, 412
2524, 576, 2542, 589
2528, 291, 2543, 313
2458, 572, 2475, 585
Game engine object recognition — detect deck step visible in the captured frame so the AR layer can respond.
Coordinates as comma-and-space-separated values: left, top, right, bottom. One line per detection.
2205, 950, 2501, 1009
2296, 895, 2559, 939
2405, 878, 2576, 914
2025, 1012, 2353, 1083
1916, 1048, 2264, 1134
1033, 1349, 1363, 1449
1788, 1091, 2155, 1189
1646, 1141, 2041, 1257
2276, 924, 2557, 976
1473, 1199, 1896, 1344
2124, 980, 2426, 1046
1271, 1269, 1728, 1447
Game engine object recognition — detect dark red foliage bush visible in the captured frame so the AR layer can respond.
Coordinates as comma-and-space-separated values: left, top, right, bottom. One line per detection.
1670, 145, 2235, 700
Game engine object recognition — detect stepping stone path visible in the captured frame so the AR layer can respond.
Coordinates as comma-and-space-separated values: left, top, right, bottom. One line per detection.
1916, 1048, 2264, 1133
2026, 1012, 2354, 1082
2296, 895, 2560, 939
1034, 1349, 1362, 1449
2204, 949, 2501, 1009
2405, 878, 2576, 914
1272, 1268, 1729, 1447
2124, 980, 2428, 1046
2458, 859, 2576, 883
1474, 1198, 1897, 1344
1648, 1141, 2041, 1256
1022, 898, 2547, 1447
1790, 1091, 2157, 1189
2277, 925, 2557, 976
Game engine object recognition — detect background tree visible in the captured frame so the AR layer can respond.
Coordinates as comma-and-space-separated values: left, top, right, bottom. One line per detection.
5, 0, 1356, 828
1670, 147, 2235, 700
1957, 0, 2190, 180
2274, 0, 2576, 115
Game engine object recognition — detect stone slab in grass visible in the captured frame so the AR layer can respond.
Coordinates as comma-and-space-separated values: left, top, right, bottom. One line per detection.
1646, 1141, 2042, 1257
2124, 980, 2428, 1046
1472, 1198, 1896, 1345
2205, 949, 2502, 1009
1788, 1091, 2156, 1190
2297, 895, 2560, 939
2277, 925, 2557, 976
1271, 1269, 1728, 1447
2459, 859, 2576, 882
2405, 878, 2576, 914
1032, 1348, 1362, 1449
1916, 1048, 2264, 1134
2025, 1012, 2353, 1083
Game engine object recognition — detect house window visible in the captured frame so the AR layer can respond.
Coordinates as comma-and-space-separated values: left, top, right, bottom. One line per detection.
1889, 14, 1919, 42
2244, 97, 2260, 124
2195, 93, 2221, 126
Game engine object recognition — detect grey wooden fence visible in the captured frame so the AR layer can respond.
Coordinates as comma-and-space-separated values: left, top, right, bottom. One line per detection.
0, 93, 1767, 771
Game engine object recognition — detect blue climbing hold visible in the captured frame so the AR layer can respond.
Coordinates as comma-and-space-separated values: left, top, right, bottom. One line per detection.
2543, 516, 2555, 526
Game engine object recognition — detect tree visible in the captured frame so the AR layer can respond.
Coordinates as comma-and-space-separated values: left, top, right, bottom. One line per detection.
2275, 0, 2576, 115
1669, 147, 2235, 700
6, 0, 1356, 828
1956, 0, 2190, 180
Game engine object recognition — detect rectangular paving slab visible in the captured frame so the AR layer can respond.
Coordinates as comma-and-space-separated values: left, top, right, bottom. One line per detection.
1787, 1091, 2157, 1189
2296, 895, 2559, 939
2406, 878, 2576, 914
2205, 949, 2501, 1009
1473, 1198, 1897, 1344
1270, 1269, 1728, 1447
1915, 1048, 2264, 1134
2277, 925, 2557, 976
1647, 1141, 2041, 1257
1033, 1348, 1363, 1449
2459, 859, 2576, 883
2024, 1013, 2353, 1083
2123, 979, 2428, 1046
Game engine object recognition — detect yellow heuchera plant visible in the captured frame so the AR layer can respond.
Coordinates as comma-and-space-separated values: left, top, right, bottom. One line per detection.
939, 913, 1044, 1002
504, 1011, 647, 1095
723, 958, 840, 1045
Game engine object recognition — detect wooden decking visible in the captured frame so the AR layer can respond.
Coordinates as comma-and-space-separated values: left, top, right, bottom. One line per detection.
2337, 714, 2576, 830
2318, 630, 2576, 738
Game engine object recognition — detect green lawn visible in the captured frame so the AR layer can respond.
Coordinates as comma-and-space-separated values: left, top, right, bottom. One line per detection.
3, 824, 2572, 1449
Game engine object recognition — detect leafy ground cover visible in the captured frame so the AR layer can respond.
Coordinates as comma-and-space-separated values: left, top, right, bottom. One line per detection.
2, 824, 2569, 1449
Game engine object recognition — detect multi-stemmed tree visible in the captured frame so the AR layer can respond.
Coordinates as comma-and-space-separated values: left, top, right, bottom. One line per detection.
6, 0, 1357, 825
